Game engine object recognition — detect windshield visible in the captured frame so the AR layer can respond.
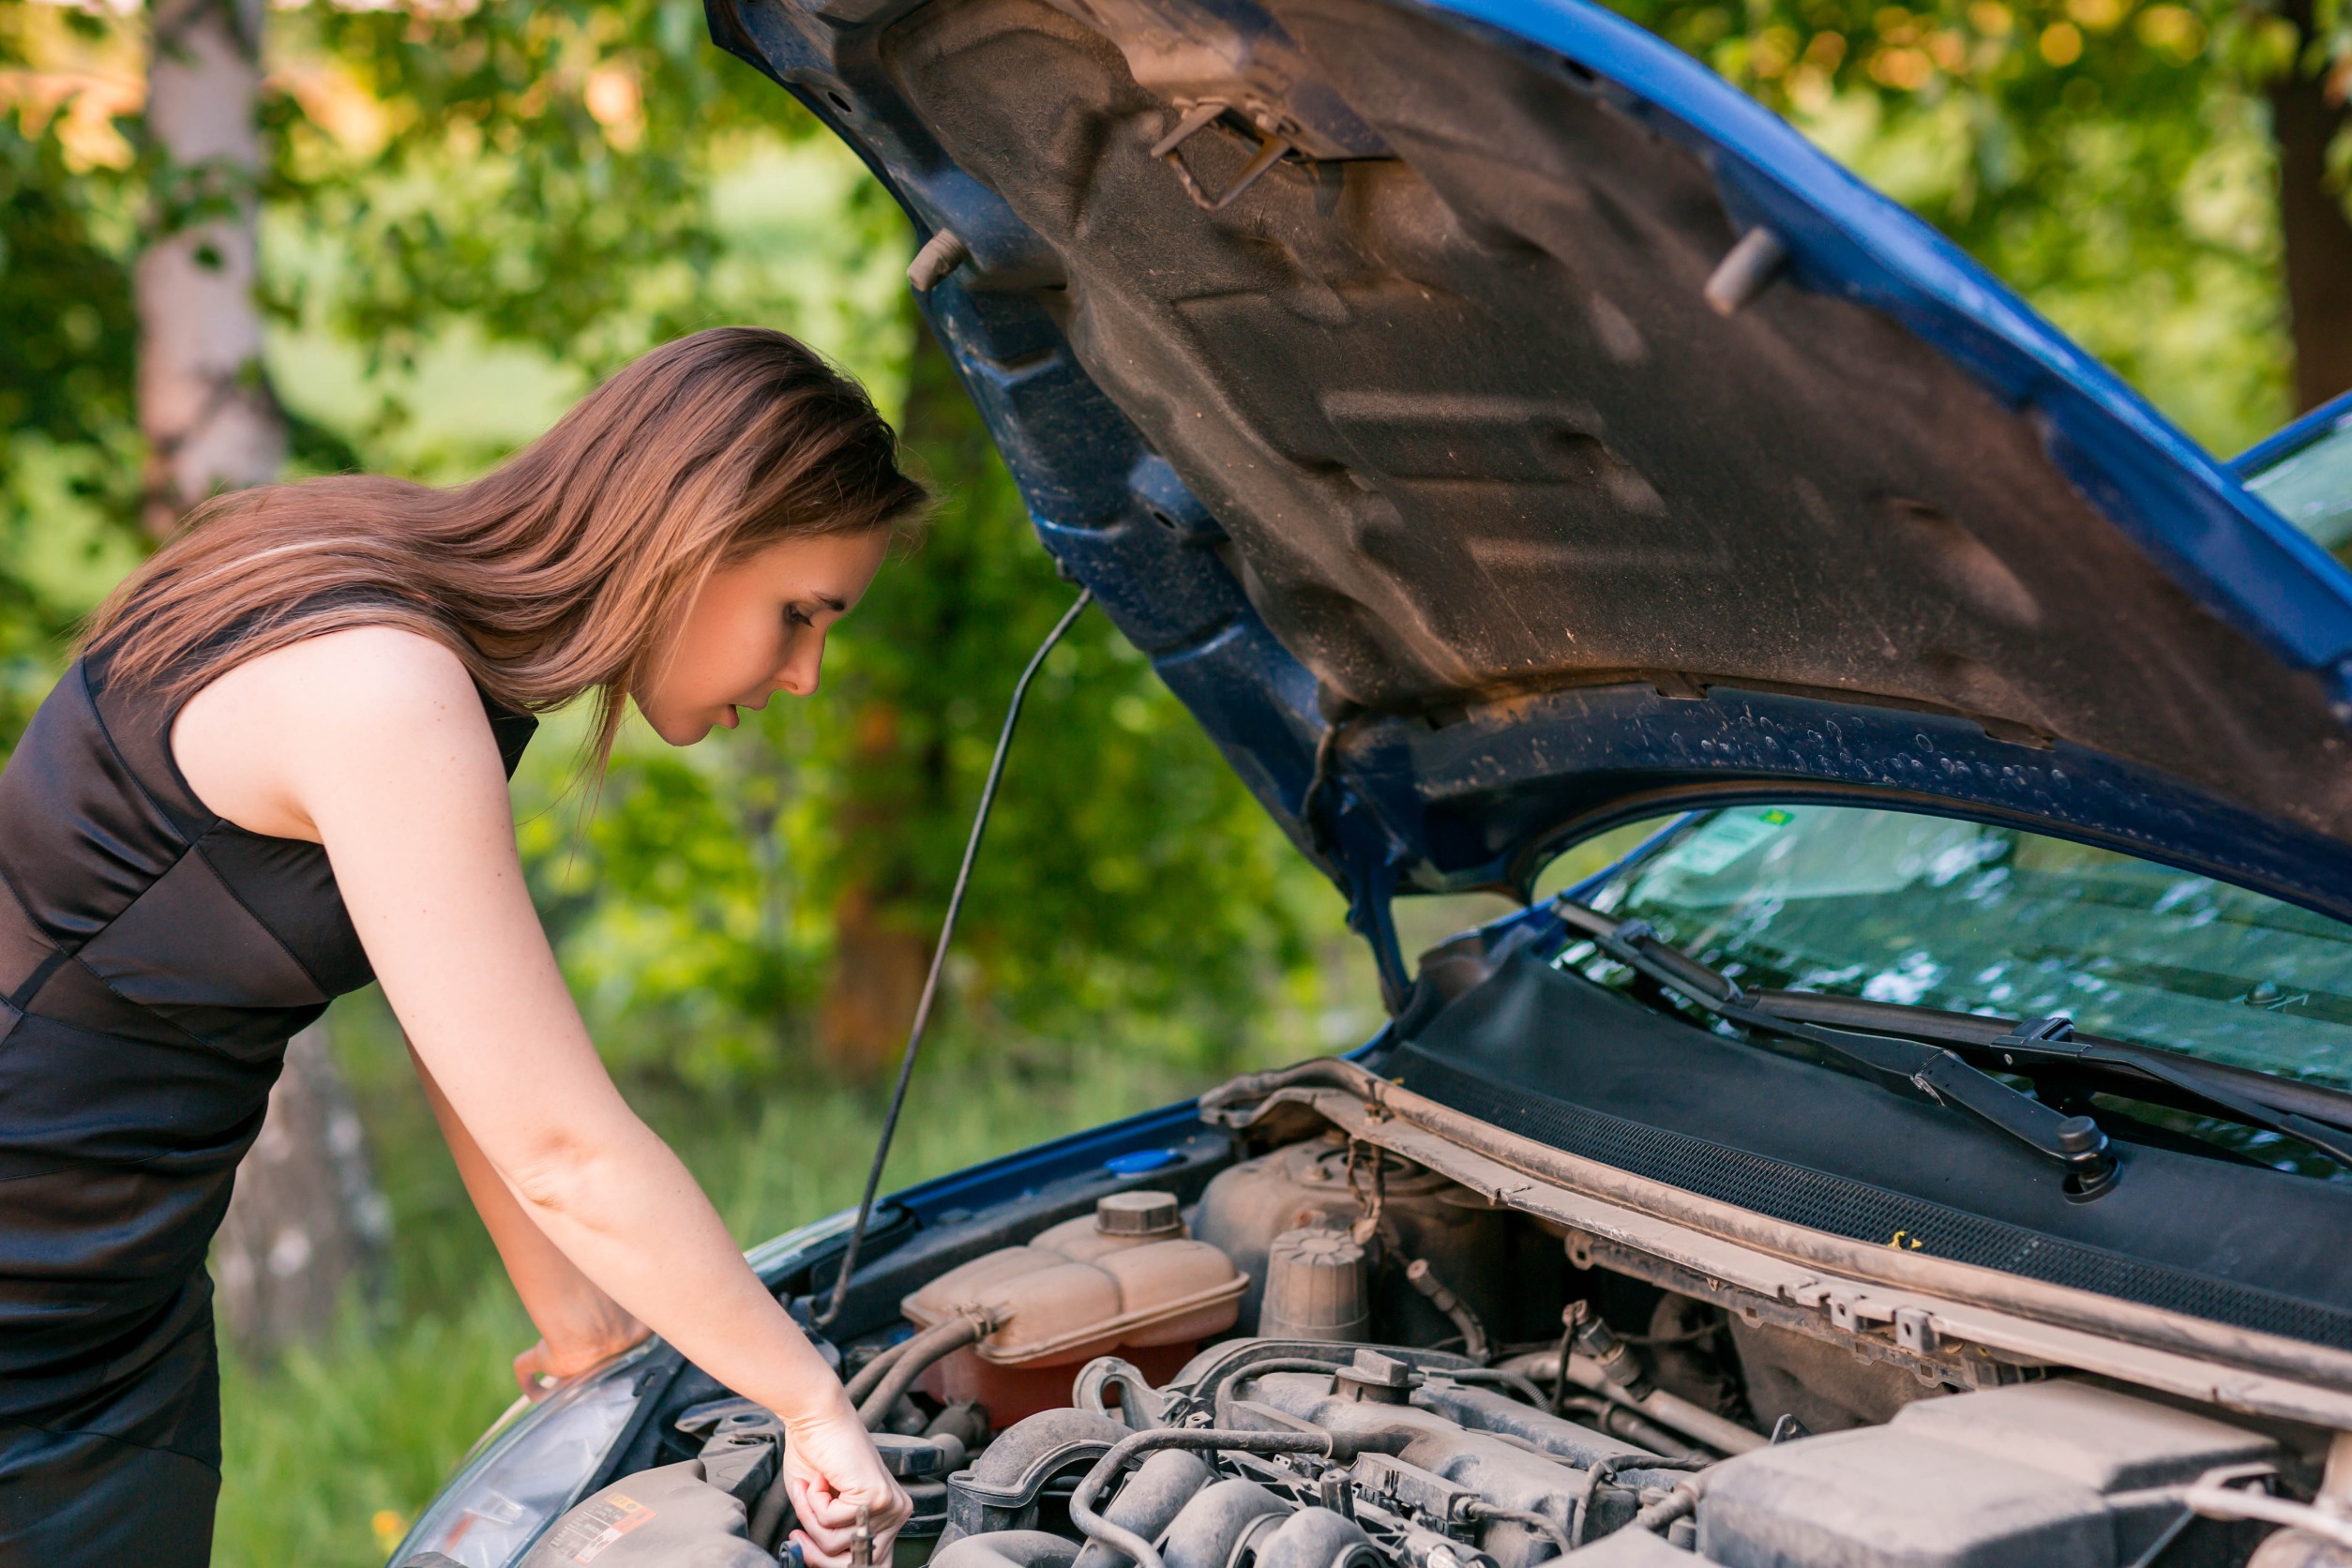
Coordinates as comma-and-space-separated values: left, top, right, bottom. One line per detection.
1573, 807, 2352, 1110
2243, 403, 2352, 557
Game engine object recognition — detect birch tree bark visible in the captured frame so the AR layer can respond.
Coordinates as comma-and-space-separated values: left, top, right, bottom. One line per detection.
138, 0, 284, 536
211, 1024, 392, 1358
139, 0, 386, 1349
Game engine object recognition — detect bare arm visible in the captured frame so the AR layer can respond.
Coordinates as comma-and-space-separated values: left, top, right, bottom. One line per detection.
173, 627, 905, 1564
409, 1042, 647, 1391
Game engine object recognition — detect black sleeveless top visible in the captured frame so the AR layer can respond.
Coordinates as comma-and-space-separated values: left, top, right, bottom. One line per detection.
0, 651, 534, 1396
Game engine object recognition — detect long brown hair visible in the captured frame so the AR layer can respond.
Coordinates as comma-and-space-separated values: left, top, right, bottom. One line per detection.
83, 326, 927, 764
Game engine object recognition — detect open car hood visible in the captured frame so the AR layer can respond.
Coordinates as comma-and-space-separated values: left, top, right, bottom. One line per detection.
709, 0, 2352, 997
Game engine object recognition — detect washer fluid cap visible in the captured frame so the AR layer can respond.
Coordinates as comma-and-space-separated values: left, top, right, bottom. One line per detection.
1096, 1190, 1183, 1237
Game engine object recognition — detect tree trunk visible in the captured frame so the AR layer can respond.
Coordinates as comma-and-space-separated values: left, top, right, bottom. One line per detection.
141, 0, 384, 1349
815, 321, 981, 1076
138, 0, 284, 536
818, 882, 932, 1076
2272, 0, 2352, 412
211, 1024, 390, 1357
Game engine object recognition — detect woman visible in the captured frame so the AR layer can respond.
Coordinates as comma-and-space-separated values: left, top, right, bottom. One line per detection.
0, 328, 924, 1566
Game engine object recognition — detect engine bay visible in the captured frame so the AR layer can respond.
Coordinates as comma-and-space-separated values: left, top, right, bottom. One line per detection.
470, 1104, 2352, 1568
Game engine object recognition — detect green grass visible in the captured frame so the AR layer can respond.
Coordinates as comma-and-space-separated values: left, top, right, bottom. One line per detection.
218, 1288, 532, 1565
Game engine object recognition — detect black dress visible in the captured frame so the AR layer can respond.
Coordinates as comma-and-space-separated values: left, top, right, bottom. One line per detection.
0, 649, 533, 1566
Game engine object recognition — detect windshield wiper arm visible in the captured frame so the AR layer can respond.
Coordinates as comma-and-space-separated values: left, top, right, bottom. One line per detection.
1744, 991, 2352, 1175
1551, 899, 2120, 1197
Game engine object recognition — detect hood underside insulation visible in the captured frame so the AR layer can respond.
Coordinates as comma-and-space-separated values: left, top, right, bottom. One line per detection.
877, 0, 2352, 842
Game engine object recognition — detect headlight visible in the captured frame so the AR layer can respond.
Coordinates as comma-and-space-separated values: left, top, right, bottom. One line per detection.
392, 1214, 857, 1568
390, 1345, 651, 1568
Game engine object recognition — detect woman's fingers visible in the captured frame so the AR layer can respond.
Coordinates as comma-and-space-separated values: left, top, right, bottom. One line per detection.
785, 1456, 910, 1568
792, 1526, 853, 1568
511, 1341, 559, 1401
793, 1524, 908, 1568
776, 1396, 913, 1568
791, 1515, 906, 1567
788, 1478, 905, 1568
790, 1471, 909, 1535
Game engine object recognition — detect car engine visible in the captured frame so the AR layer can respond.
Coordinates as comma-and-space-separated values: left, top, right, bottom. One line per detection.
483, 1129, 2328, 1568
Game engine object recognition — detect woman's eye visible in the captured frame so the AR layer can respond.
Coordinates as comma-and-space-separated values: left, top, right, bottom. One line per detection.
786, 607, 815, 628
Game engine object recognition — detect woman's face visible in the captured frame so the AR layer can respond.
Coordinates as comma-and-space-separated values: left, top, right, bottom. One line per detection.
637, 528, 892, 746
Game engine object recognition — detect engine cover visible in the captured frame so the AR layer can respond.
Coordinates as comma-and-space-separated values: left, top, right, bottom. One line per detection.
1694, 1380, 2279, 1568
516, 1462, 771, 1568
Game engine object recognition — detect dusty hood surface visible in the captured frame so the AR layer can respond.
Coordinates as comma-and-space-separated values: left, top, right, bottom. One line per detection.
709, 0, 2352, 987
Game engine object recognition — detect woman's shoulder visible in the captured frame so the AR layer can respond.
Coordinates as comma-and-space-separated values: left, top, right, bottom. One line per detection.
213, 625, 479, 714
173, 627, 512, 840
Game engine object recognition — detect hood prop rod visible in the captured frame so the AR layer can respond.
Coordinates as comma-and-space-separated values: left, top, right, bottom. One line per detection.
816, 588, 1094, 1330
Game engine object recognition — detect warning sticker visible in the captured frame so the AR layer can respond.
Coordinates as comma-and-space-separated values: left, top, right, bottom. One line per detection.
535, 1491, 656, 1564
1657, 807, 1794, 877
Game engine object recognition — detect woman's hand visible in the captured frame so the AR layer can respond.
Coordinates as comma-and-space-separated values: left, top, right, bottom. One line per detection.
512, 1306, 651, 1400
781, 1395, 912, 1568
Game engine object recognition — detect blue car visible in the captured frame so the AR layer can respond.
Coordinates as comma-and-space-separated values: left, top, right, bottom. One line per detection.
391, 0, 2352, 1558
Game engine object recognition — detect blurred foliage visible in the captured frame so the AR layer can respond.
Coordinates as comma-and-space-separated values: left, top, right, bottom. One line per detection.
0, 8, 145, 749
780, 314, 1319, 1070
1607, 0, 2337, 451
265, 0, 791, 383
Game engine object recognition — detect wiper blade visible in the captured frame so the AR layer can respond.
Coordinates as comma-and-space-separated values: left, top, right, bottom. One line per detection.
1551, 899, 2120, 1197
1744, 990, 2352, 1175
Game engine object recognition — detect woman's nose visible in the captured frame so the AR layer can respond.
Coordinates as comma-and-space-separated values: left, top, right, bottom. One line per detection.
776, 635, 826, 697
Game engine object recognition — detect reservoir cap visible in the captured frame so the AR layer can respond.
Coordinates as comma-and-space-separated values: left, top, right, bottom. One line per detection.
1095, 1190, 1183, 1237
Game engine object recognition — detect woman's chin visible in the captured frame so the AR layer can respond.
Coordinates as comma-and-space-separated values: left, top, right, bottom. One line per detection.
639, 698, 746, 746
642, 710, 713, 747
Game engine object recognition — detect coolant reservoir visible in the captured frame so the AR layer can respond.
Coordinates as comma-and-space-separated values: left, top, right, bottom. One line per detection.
901, 1192, 1245, 1424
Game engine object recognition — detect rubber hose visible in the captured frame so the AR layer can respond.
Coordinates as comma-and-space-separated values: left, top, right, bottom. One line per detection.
1431, 1366, 1549, 1410
1636, 1386, 1764, 1457
860, 1314, 994, 1430
1404, 1259, 1489, 1364
844, 1336, 918, 1408
1537, 1386, 1696, 1458
1593, 1404, 1699, 1460
1193, 1358, 1364, 1426
1498, 1349, 1762, 1456
1630, 1484, 1702, 1535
